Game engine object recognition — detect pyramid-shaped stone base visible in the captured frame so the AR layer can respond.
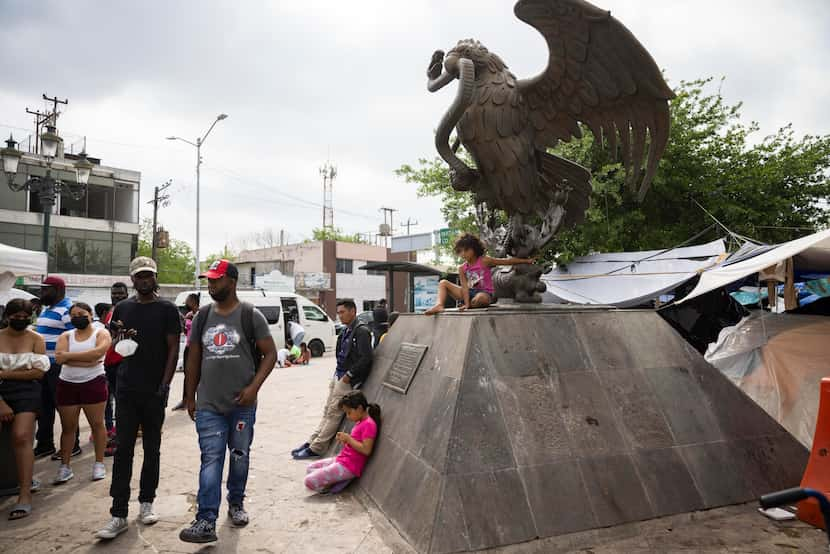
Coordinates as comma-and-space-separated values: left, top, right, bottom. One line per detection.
352, 308, 807, 553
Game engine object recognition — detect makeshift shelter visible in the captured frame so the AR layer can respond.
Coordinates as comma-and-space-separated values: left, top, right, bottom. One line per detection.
359, 261, 451, 312
0, 242, 46, 316
541, 239, 726, 307
678, 228, 830, 305
705, 313, 830, 448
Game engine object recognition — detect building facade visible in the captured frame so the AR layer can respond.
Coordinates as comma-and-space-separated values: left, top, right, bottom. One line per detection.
0, 146, 140, 304
236, 240, 391, 317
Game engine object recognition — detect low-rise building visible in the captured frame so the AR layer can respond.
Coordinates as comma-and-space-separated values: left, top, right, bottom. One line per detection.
0, 145, 140, 305
236, 240, 391, 318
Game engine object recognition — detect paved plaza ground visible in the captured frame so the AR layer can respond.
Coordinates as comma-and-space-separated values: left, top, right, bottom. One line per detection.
0, 354, 826, 553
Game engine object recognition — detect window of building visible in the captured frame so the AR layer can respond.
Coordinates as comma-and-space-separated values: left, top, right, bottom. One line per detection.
59, 188, 86, 218
87, 184, 114, 220
363, 300, 377, 311
367, 269, 386, 276
0, 181, 26, 211
258, 306, 281, 325
54, 229, 86, 273
114, 184, 139, 223
303, 305, 328, 322
336, 258, 353, 274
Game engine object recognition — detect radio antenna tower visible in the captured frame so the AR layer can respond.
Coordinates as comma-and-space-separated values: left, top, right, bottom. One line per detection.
319, 162, 337, 231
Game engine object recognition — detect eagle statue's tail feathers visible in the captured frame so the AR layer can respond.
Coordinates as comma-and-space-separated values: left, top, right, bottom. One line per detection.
537, 151, 591, 228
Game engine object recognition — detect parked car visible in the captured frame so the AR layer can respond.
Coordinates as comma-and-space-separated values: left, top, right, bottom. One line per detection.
174, 290, 336, 357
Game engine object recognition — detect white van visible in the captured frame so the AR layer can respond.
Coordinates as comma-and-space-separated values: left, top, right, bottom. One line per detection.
174, 290, 336, 357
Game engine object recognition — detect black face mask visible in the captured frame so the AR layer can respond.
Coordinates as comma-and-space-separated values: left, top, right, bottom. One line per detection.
209, 287, 231, 302
8, 318, 29, 331
71, 317, 90, 330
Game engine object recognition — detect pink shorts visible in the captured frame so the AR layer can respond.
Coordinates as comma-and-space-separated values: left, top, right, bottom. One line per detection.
56, 375, 108, 406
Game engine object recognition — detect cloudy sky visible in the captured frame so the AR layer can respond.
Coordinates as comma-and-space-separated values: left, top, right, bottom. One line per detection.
1, 0, 828, 257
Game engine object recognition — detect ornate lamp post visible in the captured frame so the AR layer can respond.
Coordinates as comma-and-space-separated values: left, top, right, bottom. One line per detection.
0, 127, 92, 253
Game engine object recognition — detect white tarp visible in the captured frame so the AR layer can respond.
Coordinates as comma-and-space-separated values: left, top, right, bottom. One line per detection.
0, 242, 48, 292
678, 228, 830, 304
541, 239, 726, 307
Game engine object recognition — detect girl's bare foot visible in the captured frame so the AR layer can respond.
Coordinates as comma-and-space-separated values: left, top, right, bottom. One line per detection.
424, 304, 444, 315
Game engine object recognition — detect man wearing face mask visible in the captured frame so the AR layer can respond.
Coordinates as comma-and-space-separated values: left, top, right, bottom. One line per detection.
34, 276, 81, 460
96, 257, 181, 541
102, 282, 129, 454
179, 259, 276, 544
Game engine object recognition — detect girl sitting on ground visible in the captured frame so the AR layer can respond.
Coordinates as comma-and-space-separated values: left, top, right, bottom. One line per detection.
0, 299, 49, 520
304, 391, 380, 493
298, 342, 311, 365
425, 233, 535, 315
53, 302, 111, 485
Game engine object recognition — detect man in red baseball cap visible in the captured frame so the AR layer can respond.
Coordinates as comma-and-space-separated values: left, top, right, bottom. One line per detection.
34, 275, 81, 460
180, 259, 276, 543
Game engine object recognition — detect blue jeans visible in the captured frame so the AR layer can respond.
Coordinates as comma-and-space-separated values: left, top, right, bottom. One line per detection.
195, 406, 256, 522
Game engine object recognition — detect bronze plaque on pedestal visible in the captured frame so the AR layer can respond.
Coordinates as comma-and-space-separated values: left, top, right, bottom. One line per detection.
383, 343, 428, 394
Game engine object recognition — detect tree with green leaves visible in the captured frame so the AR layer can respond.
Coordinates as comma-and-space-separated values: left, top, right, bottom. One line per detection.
397, 78, 830, 264
310, 227, 368, 244
137, 218, 196, 284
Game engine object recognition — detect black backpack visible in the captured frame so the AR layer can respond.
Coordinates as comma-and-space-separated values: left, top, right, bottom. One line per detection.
192, 302, 263, 363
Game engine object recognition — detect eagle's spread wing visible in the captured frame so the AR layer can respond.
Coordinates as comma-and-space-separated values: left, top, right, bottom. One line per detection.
515, 0, 674, 200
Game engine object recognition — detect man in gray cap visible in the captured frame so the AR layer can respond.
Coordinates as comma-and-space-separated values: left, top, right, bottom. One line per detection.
96, 257, 181, 540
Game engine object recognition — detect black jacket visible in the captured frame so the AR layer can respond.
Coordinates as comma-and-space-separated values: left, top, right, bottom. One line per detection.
338, 321, 374, 387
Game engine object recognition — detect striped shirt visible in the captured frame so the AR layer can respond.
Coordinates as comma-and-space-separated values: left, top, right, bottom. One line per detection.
36, 297, 74, 362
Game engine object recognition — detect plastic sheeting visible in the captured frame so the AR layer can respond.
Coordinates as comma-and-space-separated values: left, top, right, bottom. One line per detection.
705, 313, 830, 448
0, 242, 47, 292
679, 228, 830, 304
541, 238, 726, 307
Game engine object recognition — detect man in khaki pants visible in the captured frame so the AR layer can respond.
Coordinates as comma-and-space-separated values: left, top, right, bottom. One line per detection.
292, 299, 373, 459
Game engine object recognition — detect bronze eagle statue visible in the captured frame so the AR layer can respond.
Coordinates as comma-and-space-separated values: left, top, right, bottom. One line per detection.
427, 0, 674, 243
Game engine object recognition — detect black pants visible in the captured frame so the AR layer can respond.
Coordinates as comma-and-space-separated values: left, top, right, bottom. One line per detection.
104, 364, 119, 431
36, 363, 79, 450
109, 390, 165, 518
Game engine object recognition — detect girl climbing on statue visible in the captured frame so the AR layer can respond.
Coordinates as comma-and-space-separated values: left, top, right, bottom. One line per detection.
424, 233, 534, 315
303, 391, 380, 494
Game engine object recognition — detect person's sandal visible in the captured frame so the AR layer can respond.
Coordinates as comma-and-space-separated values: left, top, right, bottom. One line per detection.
8, 504, 32, 520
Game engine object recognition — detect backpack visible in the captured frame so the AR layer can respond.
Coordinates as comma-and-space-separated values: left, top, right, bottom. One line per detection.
193, 302, 263, 365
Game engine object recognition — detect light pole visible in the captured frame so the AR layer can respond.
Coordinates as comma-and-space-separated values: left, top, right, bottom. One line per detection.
167, 113, 228, 287
1, 128, 92, 253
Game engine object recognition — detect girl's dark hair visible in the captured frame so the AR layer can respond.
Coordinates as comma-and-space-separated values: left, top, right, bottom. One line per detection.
94, 302, 112, 319
70, 302, 93, 315
454, 233, 485, 257
186, 293, 200, 307
5, 298, 33, 317
338, 391, 382, 428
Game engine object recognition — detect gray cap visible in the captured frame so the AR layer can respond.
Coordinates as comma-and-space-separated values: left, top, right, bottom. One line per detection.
129, 256, 158, 276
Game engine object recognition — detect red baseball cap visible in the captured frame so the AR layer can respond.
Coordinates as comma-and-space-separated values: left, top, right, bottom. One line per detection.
199, 259, 239, 280
40, 276, 66, 289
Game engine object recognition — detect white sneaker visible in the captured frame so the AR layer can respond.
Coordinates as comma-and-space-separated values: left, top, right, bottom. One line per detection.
53, 464, 74, 484
96, 516, 128, 539
92, 462, 106, 481
139, 502, 160, 525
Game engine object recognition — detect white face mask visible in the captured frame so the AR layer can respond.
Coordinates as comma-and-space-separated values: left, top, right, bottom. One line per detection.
114, 338, 138, 357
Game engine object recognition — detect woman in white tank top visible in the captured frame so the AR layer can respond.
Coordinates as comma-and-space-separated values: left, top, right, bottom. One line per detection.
54, 302, 111, 484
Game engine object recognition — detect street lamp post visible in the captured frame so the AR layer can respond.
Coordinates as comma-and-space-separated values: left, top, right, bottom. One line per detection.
167, 113, 227, 287
1, 128, 92, 254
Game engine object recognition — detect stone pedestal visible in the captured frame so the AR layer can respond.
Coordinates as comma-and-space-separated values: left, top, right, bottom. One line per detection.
354, 306, 808, 553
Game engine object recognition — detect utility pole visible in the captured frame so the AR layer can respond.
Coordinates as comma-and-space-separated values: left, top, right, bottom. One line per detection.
402, 217, 418, 236
27, 94, 68, 154
147, 180, 172, 263
320, 162, 337, 232
379, 207, 397, 247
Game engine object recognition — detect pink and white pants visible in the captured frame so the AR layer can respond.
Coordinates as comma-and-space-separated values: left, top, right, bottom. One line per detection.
304, 457, 355, 492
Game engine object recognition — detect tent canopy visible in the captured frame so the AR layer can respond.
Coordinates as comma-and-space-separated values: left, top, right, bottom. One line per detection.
678, 228, 830, 304
358, 261, 448, 275
0, 242, 48, 292
541, 238, 726, 307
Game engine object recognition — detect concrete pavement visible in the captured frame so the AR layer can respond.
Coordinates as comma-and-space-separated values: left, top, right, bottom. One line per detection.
0, 354, 396, 553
